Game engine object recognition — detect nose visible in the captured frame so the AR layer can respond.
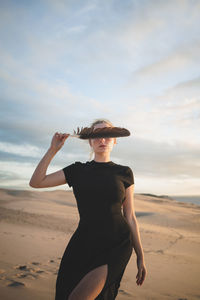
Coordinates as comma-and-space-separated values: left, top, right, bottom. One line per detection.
99, 137, 106, 142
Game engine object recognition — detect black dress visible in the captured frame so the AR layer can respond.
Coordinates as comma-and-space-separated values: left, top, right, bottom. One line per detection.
55, 159, 134, 300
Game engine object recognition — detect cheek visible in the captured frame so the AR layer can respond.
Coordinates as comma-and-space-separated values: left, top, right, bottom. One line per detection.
108, 139, 114, 145
105, 141, 114, 149
90, 140, 97, 148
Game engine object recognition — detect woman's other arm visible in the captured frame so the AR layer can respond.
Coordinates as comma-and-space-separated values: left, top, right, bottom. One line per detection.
29, 132, 69, 188
122, 184, 147, 285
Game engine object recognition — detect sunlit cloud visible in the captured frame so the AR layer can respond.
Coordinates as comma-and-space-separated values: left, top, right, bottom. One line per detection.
0, 142, 41, 158
0, 0, 199, 195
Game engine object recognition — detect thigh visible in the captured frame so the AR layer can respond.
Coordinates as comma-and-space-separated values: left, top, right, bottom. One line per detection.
68, 264, 108, 300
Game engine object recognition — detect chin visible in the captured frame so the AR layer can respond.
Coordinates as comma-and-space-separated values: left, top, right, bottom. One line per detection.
97, 149, 110, 154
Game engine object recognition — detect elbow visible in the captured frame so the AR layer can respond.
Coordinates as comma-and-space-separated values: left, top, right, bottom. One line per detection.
29, 180, 40, 188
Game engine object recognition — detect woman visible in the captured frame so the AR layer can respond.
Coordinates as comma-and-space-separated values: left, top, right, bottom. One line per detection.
29, 119, 147, 300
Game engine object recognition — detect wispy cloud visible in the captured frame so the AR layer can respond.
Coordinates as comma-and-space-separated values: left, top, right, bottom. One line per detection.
127, 42, 200, 94
0, 0, 200, 195
0, 142, 41, 158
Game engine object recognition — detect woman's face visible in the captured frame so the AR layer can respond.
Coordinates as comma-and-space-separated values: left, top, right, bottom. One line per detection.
89, 122, 116, 154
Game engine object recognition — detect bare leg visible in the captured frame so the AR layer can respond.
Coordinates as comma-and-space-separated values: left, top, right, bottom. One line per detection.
68, 264, 108, 300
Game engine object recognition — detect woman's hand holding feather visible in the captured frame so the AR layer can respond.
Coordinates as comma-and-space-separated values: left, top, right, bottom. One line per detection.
50, 132, 70, 152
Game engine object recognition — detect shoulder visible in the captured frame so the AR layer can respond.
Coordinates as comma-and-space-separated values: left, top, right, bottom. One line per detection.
62, 161, 88, 187
63, 161, 89, 170
112, 163, 134, 185
112, 162, 133, 173
113, 163, 134, 187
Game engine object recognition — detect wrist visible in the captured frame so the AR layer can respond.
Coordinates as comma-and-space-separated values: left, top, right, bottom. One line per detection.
137, 253, 144, 261
48, 147, 58, 155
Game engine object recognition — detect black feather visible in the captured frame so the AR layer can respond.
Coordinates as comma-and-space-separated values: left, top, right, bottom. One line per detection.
73, 126, 131, 139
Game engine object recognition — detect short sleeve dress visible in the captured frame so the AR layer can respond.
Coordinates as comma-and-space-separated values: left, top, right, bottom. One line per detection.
55, 159, 134, 300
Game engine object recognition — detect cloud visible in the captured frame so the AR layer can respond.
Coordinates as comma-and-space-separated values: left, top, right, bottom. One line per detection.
0, 55, 117, 147
163, 77, 200, 99
0, 0, 200, 195
127, 42, 200, 94
113, 137, 200, 179
0, 142, 41, 158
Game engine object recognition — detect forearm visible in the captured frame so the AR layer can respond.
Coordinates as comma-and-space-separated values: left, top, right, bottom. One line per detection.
29, 147, 57, 187
126, 215, 144, 260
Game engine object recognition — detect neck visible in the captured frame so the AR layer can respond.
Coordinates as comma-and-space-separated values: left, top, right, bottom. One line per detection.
93, 154, 111, 162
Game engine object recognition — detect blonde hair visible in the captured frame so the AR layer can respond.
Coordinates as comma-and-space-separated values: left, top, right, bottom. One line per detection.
89, 118, 114, 160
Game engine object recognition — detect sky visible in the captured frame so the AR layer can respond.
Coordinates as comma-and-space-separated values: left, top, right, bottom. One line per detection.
0, 0, 200, 195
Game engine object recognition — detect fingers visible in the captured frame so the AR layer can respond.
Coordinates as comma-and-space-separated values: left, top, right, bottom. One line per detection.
136, 269, 142, 285
55, 132, 70, 140
136, 267, 146, 286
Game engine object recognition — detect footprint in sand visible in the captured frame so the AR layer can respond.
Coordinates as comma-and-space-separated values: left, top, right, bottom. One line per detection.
11, 259, 60, 281
16, 273, 38, 279
7, 280, 25, 287
14, 265, 29, 271
31, 262, 40, 265
16, 273, 27, 278
119, 289, 132, 297
14, 264, 46, 278
35, 270, 45, 274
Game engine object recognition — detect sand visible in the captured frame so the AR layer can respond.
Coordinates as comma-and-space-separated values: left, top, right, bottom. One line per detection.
0, 188, 199, 300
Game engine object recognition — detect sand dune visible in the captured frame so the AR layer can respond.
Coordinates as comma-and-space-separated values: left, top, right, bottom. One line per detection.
0, 188, 199, 300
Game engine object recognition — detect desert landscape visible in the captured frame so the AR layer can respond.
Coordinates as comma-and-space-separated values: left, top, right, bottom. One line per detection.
0, 188, 199, 300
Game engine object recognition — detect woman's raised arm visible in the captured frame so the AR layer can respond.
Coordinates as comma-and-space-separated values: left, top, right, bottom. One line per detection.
29, 132, 70, 188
